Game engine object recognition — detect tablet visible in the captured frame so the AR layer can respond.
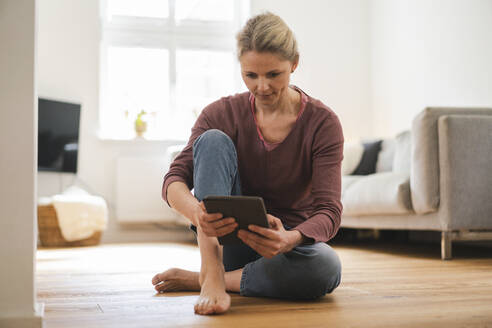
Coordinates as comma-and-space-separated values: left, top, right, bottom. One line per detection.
203, 195, 270, 245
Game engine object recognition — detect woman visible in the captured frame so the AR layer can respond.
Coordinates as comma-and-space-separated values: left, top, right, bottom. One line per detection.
152, 12, 344, 315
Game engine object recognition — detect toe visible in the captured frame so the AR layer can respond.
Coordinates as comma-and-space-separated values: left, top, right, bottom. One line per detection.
152, 268, 179, 285
155, 283, 165, 292
152, 273, 162, 285
204, 299, 215, 315
200, 299, 210, 314
156, 282, 177, 293
194, 298, 205, 314
198, 298, 213, 315
197, 300, 206, 314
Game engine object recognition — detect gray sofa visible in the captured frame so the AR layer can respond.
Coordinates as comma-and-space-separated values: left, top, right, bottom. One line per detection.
340, 107, 492, 260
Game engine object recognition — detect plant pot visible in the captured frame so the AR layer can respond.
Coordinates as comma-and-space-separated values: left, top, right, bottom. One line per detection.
135, 121, 147, 137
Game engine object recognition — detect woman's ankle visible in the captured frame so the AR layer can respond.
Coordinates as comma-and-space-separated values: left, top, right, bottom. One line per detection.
199, 265, 225, 286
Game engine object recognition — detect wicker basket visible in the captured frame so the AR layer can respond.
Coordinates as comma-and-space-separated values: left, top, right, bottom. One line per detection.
37, 203, 102, 247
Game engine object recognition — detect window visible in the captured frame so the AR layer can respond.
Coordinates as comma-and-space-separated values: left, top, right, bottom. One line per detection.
100, 0, 249, 140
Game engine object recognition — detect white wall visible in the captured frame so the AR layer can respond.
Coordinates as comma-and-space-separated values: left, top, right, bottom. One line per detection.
37, 0, 115, 202
36, 0, 193, 242
37, 0, 99, 196
251, 0, 372, 141
371, 0, 492, 137
0, 0, 43, 326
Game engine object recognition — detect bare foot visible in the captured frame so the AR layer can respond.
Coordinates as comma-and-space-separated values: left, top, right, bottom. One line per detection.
152, 268, 201, 292
194, 269, 231, 315
152, 267, 231, 315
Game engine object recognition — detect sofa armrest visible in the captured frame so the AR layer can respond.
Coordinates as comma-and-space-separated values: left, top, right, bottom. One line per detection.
438, 115, 492, 230
411, 107, 492, 214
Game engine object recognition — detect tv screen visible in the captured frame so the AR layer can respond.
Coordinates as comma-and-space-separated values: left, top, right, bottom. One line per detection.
38, 98, 81, 173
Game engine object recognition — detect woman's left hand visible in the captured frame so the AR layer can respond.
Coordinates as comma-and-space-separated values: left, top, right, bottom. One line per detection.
237, 214, 303, 259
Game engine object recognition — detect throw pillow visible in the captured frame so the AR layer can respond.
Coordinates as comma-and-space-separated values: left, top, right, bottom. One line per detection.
352, 140, 383, 175
392, 130, 411, 174
341, 141, 364, 175
376, 138, 396, 173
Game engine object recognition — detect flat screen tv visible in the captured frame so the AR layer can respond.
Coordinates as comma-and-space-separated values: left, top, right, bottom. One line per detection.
38, 98, 81, 173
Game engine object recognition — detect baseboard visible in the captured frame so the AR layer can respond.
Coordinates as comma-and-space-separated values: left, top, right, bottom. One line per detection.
100, 222, 196, 244
0, 302, 44, 328
36, 221, 197, 247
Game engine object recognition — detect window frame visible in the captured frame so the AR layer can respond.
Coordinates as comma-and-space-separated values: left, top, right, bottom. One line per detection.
99, 0, 249, 140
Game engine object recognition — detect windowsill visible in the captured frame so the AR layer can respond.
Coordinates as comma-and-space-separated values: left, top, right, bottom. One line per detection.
96, 132, 187, 144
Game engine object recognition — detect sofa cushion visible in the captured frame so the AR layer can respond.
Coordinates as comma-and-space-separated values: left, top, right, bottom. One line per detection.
341, 175, 363, 197
342, 172, 413, 216
352, 140, 383, 175
341, 142, 364, 175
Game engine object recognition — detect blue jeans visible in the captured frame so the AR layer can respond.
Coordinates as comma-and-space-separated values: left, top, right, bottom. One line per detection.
191, 129, 342, 300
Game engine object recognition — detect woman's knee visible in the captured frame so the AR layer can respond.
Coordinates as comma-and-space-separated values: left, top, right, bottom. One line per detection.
193, 129, 237, 165
287, 243, 342, 298
193, 129, 234, 152
315, 243, 342, 294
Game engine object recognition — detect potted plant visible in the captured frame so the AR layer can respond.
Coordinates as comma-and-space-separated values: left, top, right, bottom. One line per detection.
134, 109, 147, 137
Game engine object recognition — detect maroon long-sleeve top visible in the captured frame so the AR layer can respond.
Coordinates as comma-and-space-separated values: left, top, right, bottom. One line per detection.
162, 87, 344, 243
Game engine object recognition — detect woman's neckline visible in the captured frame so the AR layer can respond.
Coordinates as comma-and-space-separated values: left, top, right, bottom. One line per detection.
249, 85, 308, 150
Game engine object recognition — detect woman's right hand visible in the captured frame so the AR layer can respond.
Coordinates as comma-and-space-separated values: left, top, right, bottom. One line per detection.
193, 201, 238, 237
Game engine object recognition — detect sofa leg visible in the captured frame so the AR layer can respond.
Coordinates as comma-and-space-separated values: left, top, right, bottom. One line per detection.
441, 231, 452, 260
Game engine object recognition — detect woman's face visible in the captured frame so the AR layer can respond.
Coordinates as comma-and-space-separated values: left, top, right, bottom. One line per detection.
239, 51, 298, 108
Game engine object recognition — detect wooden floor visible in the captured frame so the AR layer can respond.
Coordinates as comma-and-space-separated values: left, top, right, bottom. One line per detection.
36, 240, 492, 328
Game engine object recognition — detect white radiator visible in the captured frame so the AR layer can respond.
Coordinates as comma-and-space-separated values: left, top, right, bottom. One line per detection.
115, 149, 187, 224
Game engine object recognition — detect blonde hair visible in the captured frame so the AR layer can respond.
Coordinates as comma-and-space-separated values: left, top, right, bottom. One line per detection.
236, 12, 299, 62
